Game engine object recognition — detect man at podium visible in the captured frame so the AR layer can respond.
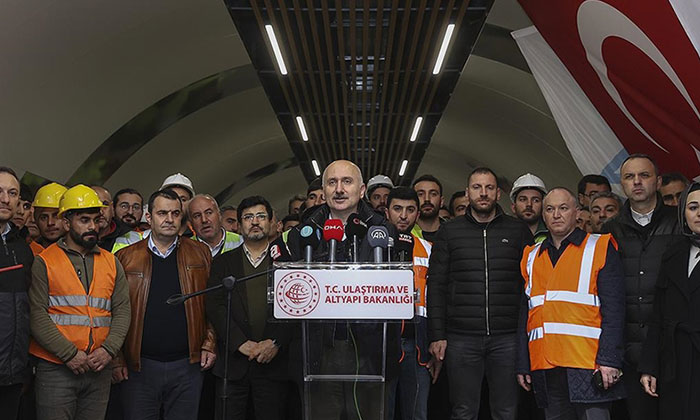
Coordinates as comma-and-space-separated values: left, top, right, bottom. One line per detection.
284, 159, 400, 420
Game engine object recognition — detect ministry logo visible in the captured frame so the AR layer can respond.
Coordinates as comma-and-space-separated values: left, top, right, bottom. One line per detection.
277, 271, 320, 316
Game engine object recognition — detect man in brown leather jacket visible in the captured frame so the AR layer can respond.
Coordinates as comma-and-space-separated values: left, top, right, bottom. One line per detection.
113, 188, 217, 420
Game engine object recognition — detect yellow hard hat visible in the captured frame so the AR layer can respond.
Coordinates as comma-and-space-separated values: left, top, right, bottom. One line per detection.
32, 183, 68, 209
58, 185, 107, 217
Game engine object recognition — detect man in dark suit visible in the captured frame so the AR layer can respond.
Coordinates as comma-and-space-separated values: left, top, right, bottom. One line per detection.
205, 195, 290, 419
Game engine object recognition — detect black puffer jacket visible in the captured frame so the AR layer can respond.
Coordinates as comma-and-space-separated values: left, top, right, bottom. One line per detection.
0, 223, 33, 385
601, 196, 680, 367
427, 206, 533, 340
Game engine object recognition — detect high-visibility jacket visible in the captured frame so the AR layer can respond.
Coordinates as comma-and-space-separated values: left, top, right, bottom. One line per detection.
521, 233, 614, 371
399, 234, 432, 366
412, 235, 431, 318
29, 244, 116, 364
29, 241, 45, 256
111, 229, 150, 253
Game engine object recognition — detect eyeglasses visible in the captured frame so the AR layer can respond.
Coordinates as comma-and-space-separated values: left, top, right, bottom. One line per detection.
118, 202, 142, 211
241, 212, 268, 222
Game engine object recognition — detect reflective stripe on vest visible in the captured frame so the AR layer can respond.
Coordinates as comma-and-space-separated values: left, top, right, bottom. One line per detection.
112, 230, 146, 253
521, 233, 612, 370
29, 243, 116, 364
412, 236, 432, 317
221, 231, 243, 254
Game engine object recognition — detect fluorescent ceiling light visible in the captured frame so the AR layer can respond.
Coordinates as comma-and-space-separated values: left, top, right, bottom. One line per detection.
296, 116, 309, 141
432, 23, 455, 75
409, 117, 423, 142
265, 24, 288, 75
311, 160, 321, 176
399, 160, 409, 177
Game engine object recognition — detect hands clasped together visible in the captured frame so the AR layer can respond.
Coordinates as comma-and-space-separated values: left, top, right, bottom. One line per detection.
239, 339, 279, 364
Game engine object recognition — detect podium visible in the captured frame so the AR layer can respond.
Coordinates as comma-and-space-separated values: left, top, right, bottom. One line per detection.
270, 262, 415, 420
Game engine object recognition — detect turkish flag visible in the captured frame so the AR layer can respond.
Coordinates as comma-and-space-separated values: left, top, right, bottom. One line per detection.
519, 0, 700, 178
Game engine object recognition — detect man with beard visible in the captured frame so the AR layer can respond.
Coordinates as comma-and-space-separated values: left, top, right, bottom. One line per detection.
412, 174, 444, 241
92, 185, 132, 252
659, 172, 688, 207
113, 188, 144, 230
29, 183, 67, 255
384, 186, 440, 420
206, 195, 290, 419
0, 167, 34, 418
589, 192, 622, 233
29, 185, 131, 420
428, 167, 533, 420
510, 173, 548, 243
366, 174, 394, 213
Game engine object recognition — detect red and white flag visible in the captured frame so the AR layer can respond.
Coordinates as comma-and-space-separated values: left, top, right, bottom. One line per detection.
513, 0, 700, 181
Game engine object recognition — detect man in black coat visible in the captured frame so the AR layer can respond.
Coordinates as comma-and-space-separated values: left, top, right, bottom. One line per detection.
601, 154, 680, 420
0, 167, 33, 418
427, 167, 533, 420
283, 160, 399, 420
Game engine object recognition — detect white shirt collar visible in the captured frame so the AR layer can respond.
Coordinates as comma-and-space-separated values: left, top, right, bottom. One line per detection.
630, 207, 654, 227
689, 245, 700, 277
243, 243, 268, 268
0, 223, 10, 241
198, 228, 226, 256
148, 235, 178, 259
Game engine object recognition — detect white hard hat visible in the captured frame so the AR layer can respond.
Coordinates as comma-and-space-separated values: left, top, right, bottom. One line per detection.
366, 174, 394, 199
161, 173, 195, 198
510, 173, 547, 202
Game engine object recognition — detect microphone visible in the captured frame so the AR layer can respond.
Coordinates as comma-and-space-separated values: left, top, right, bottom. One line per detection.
387, 237, 394, 262
345, 213, 368, 262
396, 233, 414, 262
323, 219, 344, 263
367, 226, 389, 263
299, 224, 320, 263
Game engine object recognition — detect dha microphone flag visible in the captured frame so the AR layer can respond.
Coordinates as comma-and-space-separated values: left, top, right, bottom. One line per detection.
323, 219, 344, 242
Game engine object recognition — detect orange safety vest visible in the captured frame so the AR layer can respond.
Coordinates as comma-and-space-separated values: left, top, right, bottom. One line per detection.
399, 234, 432, 365
521, 233, 615, 371
29, 241, 45, 256
29, 243, 116, 364
412, 235, 431, 318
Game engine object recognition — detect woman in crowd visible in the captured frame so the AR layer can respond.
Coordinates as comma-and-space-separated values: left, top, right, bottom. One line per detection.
639, 182, 700, 420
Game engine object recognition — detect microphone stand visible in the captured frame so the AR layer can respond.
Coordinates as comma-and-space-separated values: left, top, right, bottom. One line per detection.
166, 267, 276, 420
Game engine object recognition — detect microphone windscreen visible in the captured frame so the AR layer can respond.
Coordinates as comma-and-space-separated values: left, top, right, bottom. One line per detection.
345, 213, 368, 240
298, 224, 321, 249
323, 219, 344, 242
396, 233, 414, 256
367, 226, 389, 249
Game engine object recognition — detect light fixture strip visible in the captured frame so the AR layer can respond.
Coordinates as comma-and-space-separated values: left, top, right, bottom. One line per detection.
265, 24, 288, 75
399, 160, 409, 177
296, 116, 309, 141
409, 117, 423, 142
311, 160, 321, 176
432, 23, 456, 75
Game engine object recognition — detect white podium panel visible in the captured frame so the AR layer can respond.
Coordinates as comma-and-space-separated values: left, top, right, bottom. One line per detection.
273, 266, 414, 320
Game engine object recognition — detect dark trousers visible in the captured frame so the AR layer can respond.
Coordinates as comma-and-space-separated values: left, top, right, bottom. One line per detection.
215, 373, 286, 420
34, 359, 112, 420
544, 369, 610, 420
386, 338, 431, 420
622, 363, 657, 420
0, 383, 23, 420
446, 333, 519, 420
120, 358, 204, 420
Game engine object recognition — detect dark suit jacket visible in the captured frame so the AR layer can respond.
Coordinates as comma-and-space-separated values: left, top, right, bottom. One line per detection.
205, 246, 290, 381
639, 238, 700, 420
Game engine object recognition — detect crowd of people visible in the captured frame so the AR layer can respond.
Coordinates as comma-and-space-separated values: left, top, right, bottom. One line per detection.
0, 152, 695, 420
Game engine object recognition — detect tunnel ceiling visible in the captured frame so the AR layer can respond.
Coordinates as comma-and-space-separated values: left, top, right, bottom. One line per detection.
224, 0, 493, 184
